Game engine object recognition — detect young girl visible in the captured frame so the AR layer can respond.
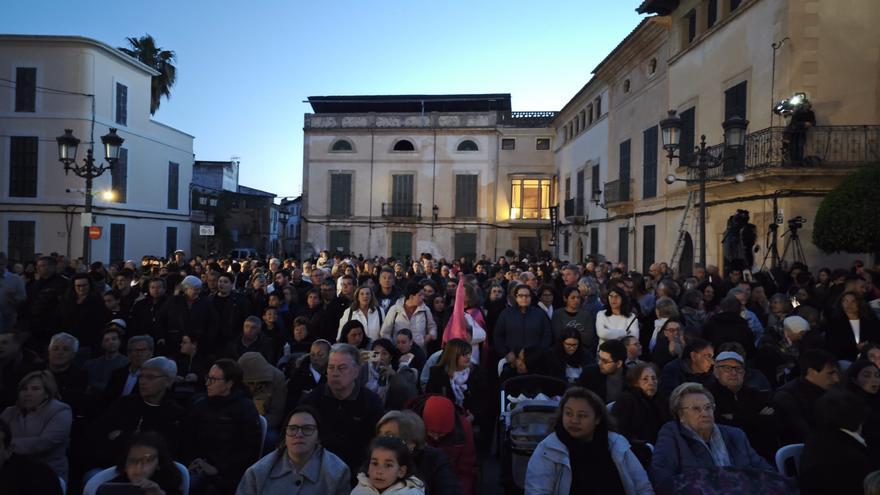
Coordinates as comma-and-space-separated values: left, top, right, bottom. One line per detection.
351, 436, 425, 495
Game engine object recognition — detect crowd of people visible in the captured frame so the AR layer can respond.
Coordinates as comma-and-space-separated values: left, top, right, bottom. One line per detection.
1, 248, 880, 494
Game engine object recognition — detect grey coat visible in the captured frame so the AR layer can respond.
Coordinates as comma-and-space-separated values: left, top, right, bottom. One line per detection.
235, 446, 350, 495
0, 398, 72, 480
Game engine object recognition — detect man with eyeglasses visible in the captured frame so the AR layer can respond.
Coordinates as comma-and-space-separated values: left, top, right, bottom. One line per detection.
494, 284, 552, 367
577, 339, 628, 402
299, 343, 383, 485
705, 351, 778, 461
658, 338, 715, 401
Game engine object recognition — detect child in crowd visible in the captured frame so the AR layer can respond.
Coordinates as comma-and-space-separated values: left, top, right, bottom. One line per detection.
351, 436, 425, 495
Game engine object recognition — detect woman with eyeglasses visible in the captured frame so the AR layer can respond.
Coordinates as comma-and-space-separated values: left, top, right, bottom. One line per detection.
236, 405, 349, 495
650, 382, 772, 493
99, 431, 182, 495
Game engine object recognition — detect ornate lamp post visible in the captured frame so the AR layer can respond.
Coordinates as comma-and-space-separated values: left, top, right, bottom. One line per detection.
659, 110, 747, 269
56, 128, 124, 263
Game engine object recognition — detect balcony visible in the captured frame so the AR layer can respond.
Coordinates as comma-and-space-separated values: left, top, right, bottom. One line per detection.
382, 202, 422, 219
564, 198, 575, 217
604, 179, 632, 205
564, 197, 585, 220
687, 125, 880, 180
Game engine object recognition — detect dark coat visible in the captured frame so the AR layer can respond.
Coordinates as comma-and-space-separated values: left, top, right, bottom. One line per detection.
493, 305, 553, 357
826, 314, 880, 362
298, 383, 385, 484
424, 365, 489, 420
23, 273, 68, 345
575, 364, 623, 403
159, 295, 221, 354
128, 295, 168, 343
799, 428, 872, 495
756, 330, 825, 388
90, 393, 185, 468
0, 350, 42, 409
705, 379, 778, 461
413, 445, 462, 495
57, 296, 110, 352
322, 296, 351, 342
103, 365, 139, 404
702, 311, 756, 357
226, 333, 276, 364
772, 377, 827, 444
611, 387, 668, 444
658, 358, 711, 401
0, 453, 63, 495
182, 392, 262, 493
285, 354, 325, 412
208, 292, 253, 344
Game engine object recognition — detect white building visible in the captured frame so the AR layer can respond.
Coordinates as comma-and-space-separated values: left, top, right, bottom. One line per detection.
0, 34, 194, 265
301, 94, 557, 261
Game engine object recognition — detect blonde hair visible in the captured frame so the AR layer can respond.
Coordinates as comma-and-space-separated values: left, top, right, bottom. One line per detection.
18, 370, 60, 402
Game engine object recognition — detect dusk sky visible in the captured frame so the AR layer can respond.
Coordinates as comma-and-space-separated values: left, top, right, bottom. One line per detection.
4, 1, 645, 199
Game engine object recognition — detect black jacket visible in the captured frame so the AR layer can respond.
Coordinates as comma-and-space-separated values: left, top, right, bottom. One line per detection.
772, 377, 827, 444
706, 379, 778, 461
702, 311, 756, 357
128, 295, 168, 343
182, 392, 262, 492
425, 365, 489, 420
208, 292, 253, 344
0, 453, 63, 495
90, 393, 185, 468
159, 295, 221, 354
285, 355, 325, 411
414, 445, 462, 495
611, 387, 668, 444
298, 383, 385, 484
57, 295, 110, 352
800, 428, 872, 495
226, 333, 276, 364
826, 314, 880, 362
576, 364, 625, 403
104, 365, 140, 404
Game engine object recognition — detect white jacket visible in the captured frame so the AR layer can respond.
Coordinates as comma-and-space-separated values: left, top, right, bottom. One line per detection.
338, 307, 384, 341
595, 312, 639, 347
349, 472, 425, 495
380, 302, 437, 349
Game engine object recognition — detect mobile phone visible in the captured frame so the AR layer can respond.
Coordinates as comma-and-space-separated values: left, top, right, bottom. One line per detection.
97, 483, 143, 495
369, 351, 381, 363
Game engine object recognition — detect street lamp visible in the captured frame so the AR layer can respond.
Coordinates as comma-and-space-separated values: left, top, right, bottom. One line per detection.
591, 188, 607, 210
56, 128, 124, 263
660, 110, 748, 269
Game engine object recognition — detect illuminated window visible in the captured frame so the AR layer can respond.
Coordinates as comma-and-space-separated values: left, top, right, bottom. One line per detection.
510, 177, 552, 220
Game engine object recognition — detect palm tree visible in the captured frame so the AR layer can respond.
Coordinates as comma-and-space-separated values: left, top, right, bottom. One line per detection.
118, 34, 177, 115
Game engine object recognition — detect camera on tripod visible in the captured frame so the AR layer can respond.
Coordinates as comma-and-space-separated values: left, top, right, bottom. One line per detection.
787, 216, 806, 232
773, 92, 808, 118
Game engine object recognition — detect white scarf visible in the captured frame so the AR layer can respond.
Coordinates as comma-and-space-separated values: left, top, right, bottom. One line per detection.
451, 367, 470, 406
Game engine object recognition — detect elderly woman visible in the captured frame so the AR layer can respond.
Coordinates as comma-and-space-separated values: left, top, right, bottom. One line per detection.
611, 363, 667, 444
766, 293, 793, 338
376, 409, 462, 495
338, 285, 384, 342
236, 405, 349, 495
650, 382, 772, 493
525, 387, 653, 495
0, 370, 72, 480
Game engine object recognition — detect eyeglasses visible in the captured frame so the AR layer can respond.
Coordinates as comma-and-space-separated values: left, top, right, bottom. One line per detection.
326, 365, 350, 374
285, 424, 318, 437
126, 454, 158, 466
516, 293, 531, 298
598, 357, 617, 365
139, 373, 165, 381
205, 375, 226, 384
563, 342, 580, 348
716, 365, 745, 374
681, 403, 715, 414
695, 353, 715, 362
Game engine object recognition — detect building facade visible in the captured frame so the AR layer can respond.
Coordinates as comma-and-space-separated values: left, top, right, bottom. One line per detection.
301, 95, 557, 261
0, 35, 194, 265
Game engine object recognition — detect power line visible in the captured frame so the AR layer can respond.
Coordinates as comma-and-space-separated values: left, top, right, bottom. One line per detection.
0, 77, 93, 97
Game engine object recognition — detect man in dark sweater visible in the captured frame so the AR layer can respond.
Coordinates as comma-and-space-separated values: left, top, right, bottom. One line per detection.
494, 284, 553, 366
577, 340, 627, 403
299, 343, 384, 485
772, 349, 840, 444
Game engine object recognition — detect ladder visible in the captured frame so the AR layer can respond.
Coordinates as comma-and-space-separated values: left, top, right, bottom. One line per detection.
670, 191, 696, 272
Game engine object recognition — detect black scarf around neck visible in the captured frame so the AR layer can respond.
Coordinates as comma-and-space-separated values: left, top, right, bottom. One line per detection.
555, 423, 626, 495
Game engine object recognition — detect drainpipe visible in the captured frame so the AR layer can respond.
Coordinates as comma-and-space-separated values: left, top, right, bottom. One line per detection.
431, 126, 437, 242
493, 128, 501, 259
368, 129, 375, 257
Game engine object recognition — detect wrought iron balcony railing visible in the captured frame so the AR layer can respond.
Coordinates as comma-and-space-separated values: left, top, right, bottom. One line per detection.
604, 179, 632, 204
381, 203, 421, 218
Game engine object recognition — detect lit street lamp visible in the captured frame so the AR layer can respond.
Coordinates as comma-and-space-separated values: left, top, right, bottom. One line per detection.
659, 110, 747, 269
56, 128, 124, 263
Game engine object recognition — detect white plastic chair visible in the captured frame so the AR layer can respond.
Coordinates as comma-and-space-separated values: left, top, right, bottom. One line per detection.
497, 357, 507, 377
83, 462, 190, 495
58, 476, 66, 494
258, 415, 268, 455
606, 401, 615, 412
775, 443, 805, 477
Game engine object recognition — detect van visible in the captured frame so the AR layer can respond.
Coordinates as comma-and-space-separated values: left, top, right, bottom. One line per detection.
228, 248, 260, 260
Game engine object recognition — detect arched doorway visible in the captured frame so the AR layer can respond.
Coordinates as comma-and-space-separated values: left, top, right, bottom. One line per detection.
679, 232, 694, 277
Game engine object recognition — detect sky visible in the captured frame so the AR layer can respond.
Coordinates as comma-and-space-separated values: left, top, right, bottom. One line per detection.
4, 0, 645, 199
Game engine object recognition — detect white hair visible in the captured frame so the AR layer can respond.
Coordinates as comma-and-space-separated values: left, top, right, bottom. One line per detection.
141, 356, 177, 381
49, 332, 79, 353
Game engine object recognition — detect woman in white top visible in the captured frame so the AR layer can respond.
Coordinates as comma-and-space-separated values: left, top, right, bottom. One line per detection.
338, 285, 384, 341
595, 287, 639, 349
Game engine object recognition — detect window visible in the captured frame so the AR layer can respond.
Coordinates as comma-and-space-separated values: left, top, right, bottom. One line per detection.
165, 226, 177, 256
594, 96, 602, 118
564, 177, 571, 200
623, 79, 631, 93
576, 170, 585, 216
686, 10, 697, 44
590, 227, 599, 256
649, 58, 658, 75
457, 140, 478, 152
331, 139, 353, 152
707, 0, 718, 28
563, 231, 570, 255
679, 107, 696, 165
619, 140, 631, 202
724, 81, 748, 173
115, 82, 127, 126
329, 230, 351, 254
643, 225, 656, 271
7, 220, 35, 265
643, 126, 658, 199
536, 138, 551, 150
510, 177, 552, 220
502, 138, 515, 150
329, 173, 352, 216
455, 174, 478, 217
587, 104, 594, 125
579, 111, 586, 129
392, 139, 415, 152
9, 136, 38, 197
167, 162, 179, 209
390, 232, 412, 259
573, 119, 579, 134
730, 0, 742, 12
454, 233, 477, 261
15, 67, 36, 112
390, 174, 415, 216
618, 226, 629, 267
109, 223, 126, 264
591, 164, 600, 196
112, 148, 128, 203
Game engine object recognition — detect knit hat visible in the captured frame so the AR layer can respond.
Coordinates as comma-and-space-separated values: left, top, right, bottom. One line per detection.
238, 352, 274, 383
783, 315, 810, 334
421, 396, 455, 435
715, 351, 744, 364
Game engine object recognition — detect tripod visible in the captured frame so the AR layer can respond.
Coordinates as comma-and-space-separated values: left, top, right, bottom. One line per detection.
780, 227, 807, 267
760, 222, 780, 271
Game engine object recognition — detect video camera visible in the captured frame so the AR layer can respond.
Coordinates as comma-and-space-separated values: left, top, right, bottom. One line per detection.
788, 216, 806, 231
773, 92, 808, 117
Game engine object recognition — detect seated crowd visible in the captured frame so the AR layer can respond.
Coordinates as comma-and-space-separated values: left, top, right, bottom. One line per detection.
1, 249, 880, 494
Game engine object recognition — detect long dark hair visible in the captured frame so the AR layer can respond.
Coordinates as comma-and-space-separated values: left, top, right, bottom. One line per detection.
362, 436, 418, 482
340, 320, 369, 349
603, 287, 633, 317
846, 359, 879, 396
371, 338, 400, 371
116, 431, 181, 490
555, 387, 614, 444
556, 328, 586, 366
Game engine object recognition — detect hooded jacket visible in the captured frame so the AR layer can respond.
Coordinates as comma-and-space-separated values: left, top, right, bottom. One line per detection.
524, 431, 654, 495
350, 472, 426, 495
238, 352, 288, 429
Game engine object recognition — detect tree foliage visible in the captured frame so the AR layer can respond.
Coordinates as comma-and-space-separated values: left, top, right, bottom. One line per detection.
813, 163, 880, 253
118, 34, 177, 114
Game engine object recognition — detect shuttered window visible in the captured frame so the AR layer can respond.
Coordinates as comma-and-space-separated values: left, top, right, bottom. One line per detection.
112, 148, 128, 203
590, 228, 599, 256
109, 224, 126, 264
643, 225, 656, 271
15, 68, 36, 112
390, 232, 412, 259
455, 174, 478, 217
454, 233, 477, 261
167, 162, 179, 209
679, 107, 696, 165
643, 126, 658, 199
619, 140, 631, 201
166, 227, 177, 257
724, 81, 748, 173
115, 83, 127, 126
618, 226, 629, 266
7, 220, 35, 265
329, 173, 352, 216
329, 230, 351, 254
9, 137, 38, 197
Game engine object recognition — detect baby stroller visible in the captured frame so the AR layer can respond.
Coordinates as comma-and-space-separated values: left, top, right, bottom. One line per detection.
498, 374, 567, 492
